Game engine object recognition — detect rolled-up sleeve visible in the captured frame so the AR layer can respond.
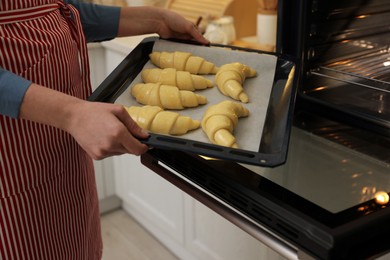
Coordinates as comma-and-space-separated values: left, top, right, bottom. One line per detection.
0, 68, 31, 118
65, 0, 121, 42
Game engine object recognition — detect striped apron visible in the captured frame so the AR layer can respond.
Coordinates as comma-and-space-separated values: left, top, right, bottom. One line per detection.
0, 1, 102, 259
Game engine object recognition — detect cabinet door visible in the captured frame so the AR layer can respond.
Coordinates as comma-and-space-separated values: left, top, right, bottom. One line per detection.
88, 43, 119, 213
184, 195, 285, 260
114, 154, 185, 245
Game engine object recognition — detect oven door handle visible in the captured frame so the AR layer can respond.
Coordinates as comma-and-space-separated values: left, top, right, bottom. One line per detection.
141, 153, 311, 260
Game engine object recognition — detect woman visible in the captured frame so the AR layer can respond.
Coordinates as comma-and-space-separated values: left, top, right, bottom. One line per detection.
0, 1, 208, 259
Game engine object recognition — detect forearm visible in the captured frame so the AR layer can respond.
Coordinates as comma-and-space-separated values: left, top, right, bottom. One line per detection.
18, 83, 149, 159
117, 6, 209, 45
117, 6, 163, 37
19, 83, 83, 131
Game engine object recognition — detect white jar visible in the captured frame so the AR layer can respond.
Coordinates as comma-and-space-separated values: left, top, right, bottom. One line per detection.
204, 16, 236, 44
256, 11, 277, 46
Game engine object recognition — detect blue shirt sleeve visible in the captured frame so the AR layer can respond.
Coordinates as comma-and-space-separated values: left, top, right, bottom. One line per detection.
65, 0, 121, 42
0, 68, 31, 118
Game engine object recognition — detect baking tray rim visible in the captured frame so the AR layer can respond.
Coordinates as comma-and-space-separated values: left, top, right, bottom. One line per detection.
88, 36, 297, 167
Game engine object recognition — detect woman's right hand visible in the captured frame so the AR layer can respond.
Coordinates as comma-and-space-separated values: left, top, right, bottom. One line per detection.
66, 101, 149, 160
19, 83, 149, 160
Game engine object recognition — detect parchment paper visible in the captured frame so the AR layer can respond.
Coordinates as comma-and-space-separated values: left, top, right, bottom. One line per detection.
115, 39, 277, 152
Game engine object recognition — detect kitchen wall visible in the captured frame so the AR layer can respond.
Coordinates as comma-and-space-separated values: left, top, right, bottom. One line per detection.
225, 0, 257, 39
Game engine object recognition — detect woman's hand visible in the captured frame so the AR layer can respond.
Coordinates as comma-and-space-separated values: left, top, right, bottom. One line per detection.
155, 9, 209, 45
20, 84, 149, 160
117, 6, 209, 45
66, 101, 149, 160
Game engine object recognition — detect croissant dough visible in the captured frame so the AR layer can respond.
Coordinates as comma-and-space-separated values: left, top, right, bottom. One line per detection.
141, 68, 213, 91
131, 83, 207, 109
201, 100, 249, 148
125, 105, 200, 135
149, 51, 219, 75
215, 62, 257, 103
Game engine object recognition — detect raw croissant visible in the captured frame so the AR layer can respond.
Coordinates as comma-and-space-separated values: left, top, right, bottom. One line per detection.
201, 100, 249, 148
149, 51, 219, 75
141, 68, 214, 91
131, 83, 207, 109
215, 62, 257, 103
125, 105, 200, 135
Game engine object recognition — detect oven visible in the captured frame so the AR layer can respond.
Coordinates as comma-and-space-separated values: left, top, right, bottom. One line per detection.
278, 0, 390, 135
89, 0, 390, 259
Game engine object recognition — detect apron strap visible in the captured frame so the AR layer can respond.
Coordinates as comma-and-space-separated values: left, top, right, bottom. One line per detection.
58, 1, 91, 87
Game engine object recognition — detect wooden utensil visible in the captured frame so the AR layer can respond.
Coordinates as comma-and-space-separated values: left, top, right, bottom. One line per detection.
257, 0, 278, 14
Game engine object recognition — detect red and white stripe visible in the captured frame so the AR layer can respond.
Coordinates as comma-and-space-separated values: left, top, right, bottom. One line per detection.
0, 1, 101, 259
0, 4, 59, 24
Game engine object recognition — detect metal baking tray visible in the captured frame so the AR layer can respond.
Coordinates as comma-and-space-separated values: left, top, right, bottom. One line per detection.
88, 37, 297, 167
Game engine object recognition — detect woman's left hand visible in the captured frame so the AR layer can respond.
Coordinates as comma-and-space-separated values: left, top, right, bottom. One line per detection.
117, 6, 209, 45
156, 9, 209, 45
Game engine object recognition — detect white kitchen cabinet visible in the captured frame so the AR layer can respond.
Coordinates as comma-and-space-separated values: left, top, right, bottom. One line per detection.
113, 154, 193, 259
113, 153, 283, 260
113, 154, 184, 244
184, 196, 284, 260
89, 36, 285, 260
88, 43, 120, 213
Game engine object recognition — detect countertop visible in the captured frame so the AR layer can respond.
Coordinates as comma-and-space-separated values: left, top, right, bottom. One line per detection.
100, 34, 275, 54
101, 34, 158, 54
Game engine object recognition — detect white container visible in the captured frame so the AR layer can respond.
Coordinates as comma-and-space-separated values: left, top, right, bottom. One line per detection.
256, 12, 277, 46
204, 16, 236, 45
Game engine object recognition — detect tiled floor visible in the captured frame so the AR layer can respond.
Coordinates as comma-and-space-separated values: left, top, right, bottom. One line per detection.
101, 209, 178, 260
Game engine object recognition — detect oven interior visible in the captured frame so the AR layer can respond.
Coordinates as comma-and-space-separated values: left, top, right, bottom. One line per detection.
277, 0, 390, 134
